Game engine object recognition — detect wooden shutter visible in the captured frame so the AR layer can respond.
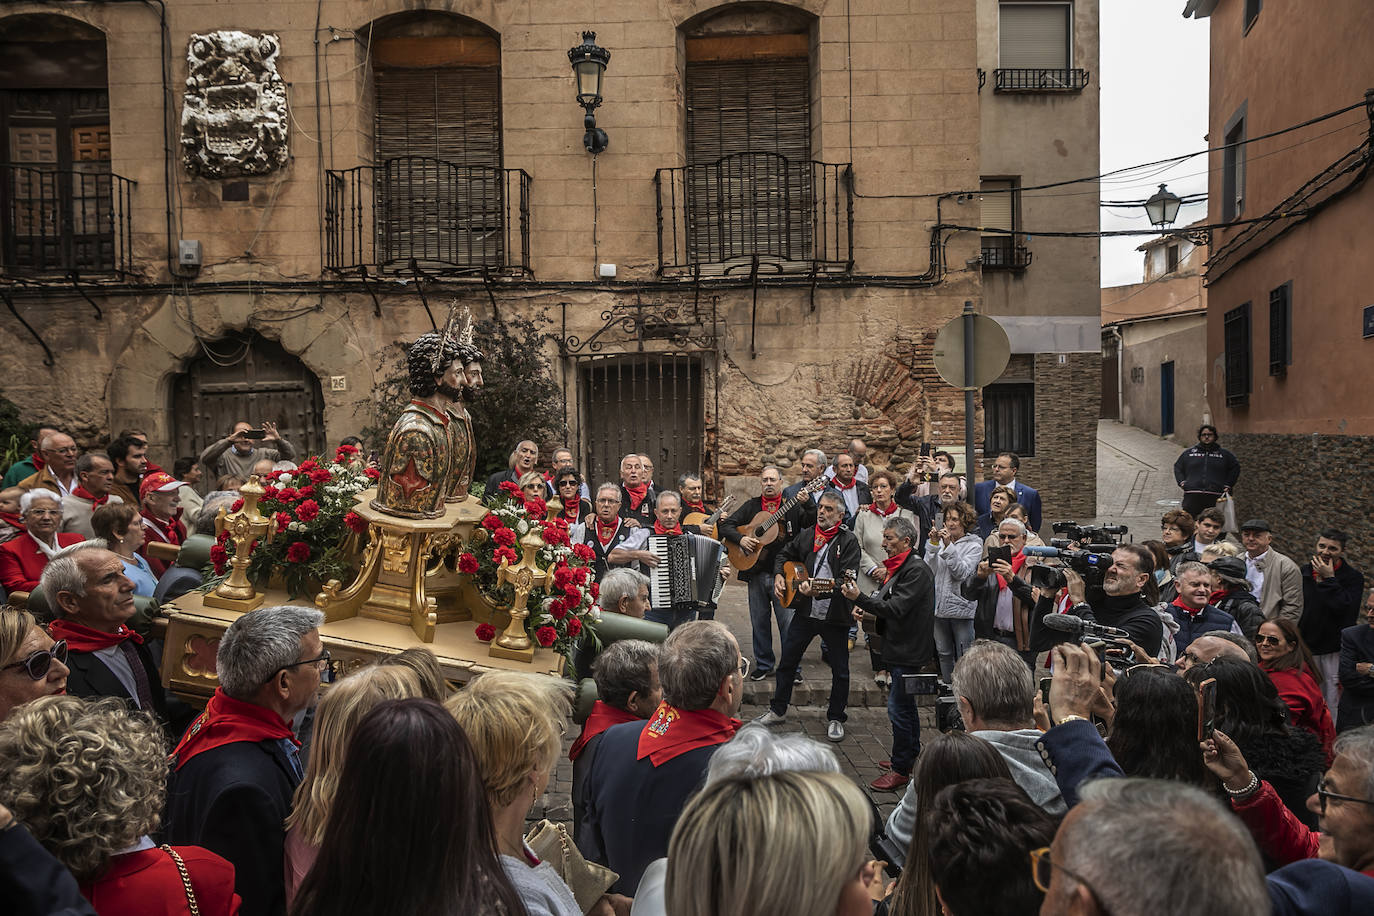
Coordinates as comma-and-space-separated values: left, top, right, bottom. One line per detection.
1224, 303, 1251, 406
1268, 284, 1290, 376
999, 3, 1070, 69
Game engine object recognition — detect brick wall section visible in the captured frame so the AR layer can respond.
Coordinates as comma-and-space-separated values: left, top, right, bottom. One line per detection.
1224, 432, 1374, 577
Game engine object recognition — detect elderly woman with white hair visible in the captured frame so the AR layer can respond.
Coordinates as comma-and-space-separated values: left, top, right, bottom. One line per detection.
0, 489, 84, 594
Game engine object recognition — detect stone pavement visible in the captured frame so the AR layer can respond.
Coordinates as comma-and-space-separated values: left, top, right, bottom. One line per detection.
1090, 419, 1187, 537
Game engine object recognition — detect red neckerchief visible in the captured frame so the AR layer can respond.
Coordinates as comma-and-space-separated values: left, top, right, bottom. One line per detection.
1209, 588, 1229, 605
832, 476, 856, 491
72, 486, 110, 508
0, 511, 23, 529
48, 618, 143, 652
30, 452, 46, 472
653, 521, 683, 536
636, 701, 741, 767
868, 500, 898, 517
562, 500, 582, 522
882, 549, 912, 577
624, 482, 649, 510
141, 511, 186, 545
569, 700, 641, 761
594, 518, 620, 546
171, 687, 298, 771
760, 494, 782, 514
1171, 596, 1206, 618
1312, 559, 1343, 581
996, 552, 1028, 591
813, 521, 842, 552
683, 501, 706, 515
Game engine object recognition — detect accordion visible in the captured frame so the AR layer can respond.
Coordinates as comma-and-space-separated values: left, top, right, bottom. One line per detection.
647, 533, 723, 612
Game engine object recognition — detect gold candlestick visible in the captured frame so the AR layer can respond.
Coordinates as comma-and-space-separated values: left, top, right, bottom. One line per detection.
204, 475, 279, 611
489, 528, 548, 662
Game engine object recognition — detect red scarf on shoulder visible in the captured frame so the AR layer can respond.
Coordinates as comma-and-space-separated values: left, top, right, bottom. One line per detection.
996, 552, 1028, 591
569, 700, 641, 761
832, 476, 856, 491
624, 483, 649, 510
595, 519, 620, 546
1171, 596, 1206, 618
683, 501, 707, 515
48, 618, 142, 652
868, 501, 897, 517
0, 510, 23, 530
882, 549, 912, 577
653, 521, 682, 536
636, 701, 740, 767
813, 521, 842, 552
72, 486, 111, 508
30, 452, 46, 472
171, 687, 298, 771
760, 494, 782, 514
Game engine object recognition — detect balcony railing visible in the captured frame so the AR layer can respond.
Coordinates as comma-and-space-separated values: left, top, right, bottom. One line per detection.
655, 153, 853, 276
0, 164, 135, 276
993, 68, 1090, 93
325, 158, 531, 276
981, 241, 1033, 270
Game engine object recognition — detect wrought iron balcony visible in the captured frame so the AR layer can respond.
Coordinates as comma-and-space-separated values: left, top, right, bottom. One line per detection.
993, 68, 1091, 93
655, 153, 853, 276
981, 241, 1033, 271
325, 158, 531, 276
0, 164, 135, 276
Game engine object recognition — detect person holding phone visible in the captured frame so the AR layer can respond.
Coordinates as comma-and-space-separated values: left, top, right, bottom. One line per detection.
198, 420, 296, 482
962, 518, 1037, 666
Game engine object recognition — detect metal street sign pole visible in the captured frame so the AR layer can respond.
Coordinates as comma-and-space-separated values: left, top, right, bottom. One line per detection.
963, 300, 976, 487
931, 304, 1011, 485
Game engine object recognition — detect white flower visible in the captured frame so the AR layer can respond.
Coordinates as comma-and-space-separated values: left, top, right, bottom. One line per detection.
517, 520, 529, 535
541, 597, 554, 612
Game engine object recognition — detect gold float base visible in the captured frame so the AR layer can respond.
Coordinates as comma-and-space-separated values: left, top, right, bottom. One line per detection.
202, 590, 265, 612
487, 641, 535, 663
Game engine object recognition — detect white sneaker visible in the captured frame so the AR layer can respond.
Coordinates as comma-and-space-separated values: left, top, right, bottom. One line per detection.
755, 709, 787, 726
827, 719, 845, 742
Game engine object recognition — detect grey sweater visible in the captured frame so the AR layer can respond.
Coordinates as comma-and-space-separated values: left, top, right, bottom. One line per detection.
199, 437, 296, 481
500, 851, 582, 916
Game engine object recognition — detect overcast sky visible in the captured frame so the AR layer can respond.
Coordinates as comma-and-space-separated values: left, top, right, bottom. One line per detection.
1098, 3, 1211, 288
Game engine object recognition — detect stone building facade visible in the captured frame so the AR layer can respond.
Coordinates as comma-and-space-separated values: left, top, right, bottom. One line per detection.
0, 0, 1099, 529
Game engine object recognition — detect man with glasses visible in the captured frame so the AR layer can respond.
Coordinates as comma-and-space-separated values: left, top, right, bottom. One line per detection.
166, 604, 328, 916
575, 483, 637, 580
15, 432, 79, 498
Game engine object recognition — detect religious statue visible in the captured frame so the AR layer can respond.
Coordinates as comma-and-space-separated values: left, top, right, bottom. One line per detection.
445, 313, 483, 503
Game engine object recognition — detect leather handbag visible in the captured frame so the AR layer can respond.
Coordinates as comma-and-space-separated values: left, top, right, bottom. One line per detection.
524, 819, 617, 914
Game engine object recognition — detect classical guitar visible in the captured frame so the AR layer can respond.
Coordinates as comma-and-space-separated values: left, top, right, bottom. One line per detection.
725, 476, 829, 572
781, 565, 857, 609
681, 495, 736, 540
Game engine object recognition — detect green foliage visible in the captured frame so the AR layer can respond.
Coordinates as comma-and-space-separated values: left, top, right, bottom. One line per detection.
0, 396, 37, 474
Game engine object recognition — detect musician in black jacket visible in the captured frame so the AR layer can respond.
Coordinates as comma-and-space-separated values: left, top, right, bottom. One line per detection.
756, 490, 862, 742
575, 483, 638, 581
718, 466, 813, 680
842, 515, 935, 790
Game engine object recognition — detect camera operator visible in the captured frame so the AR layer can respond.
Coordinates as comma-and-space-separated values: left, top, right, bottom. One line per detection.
1029, 543, 1164, 660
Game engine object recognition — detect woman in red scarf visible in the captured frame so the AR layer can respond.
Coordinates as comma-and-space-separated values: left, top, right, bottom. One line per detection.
553, 468, 593, 527
854, 471, 917, 688
1256, 617, 1337, 762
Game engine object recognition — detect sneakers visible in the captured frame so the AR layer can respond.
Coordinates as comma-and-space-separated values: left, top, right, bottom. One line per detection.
755, 709, 787, 726
794, 669, 805, 683
827, 720, 845, 742
874, 671, 890, 688
870, 770, 909, 791
748, 668, 771, 682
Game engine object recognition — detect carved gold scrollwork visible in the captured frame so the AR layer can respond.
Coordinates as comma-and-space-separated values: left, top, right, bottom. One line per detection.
381, 532, 411, 574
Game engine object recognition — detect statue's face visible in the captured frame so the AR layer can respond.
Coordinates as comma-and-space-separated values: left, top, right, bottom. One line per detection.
463, 361, 484, 399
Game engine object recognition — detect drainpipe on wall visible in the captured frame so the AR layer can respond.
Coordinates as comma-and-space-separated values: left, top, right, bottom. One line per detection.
1109, 325, 1125, 422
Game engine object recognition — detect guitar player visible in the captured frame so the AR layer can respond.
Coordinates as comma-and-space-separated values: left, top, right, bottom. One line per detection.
718, 465, 816, 682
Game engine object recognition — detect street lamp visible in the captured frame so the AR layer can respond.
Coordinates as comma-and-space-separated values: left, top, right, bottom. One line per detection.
1144, 184, 1183, 228
568, 31, 610, 155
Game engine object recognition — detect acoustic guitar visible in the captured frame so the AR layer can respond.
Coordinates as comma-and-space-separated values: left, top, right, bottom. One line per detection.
724, 476, 829, 572
681, 495, 736, 540
781, 565, 857, 609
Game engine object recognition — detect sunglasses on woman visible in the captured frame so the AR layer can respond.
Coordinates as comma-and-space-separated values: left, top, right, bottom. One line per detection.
1254, 634, 1289, 647
1, 639, 68, 680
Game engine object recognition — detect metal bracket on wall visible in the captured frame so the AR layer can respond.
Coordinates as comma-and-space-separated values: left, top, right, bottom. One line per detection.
409, 259, 437, 329
1, 289, 55, 367
481, 268, 502, 325
1170, 228, 1211, 247
68, 272, 103, 321
748, 254, 761, 359
358, 265, 381, 317
556, 294, 718, 357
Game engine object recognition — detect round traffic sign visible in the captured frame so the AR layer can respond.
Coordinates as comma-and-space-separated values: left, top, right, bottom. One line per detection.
932, 313, 1011, 390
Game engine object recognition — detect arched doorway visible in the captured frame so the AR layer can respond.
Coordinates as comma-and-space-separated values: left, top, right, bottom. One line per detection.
170, 332, 326, 468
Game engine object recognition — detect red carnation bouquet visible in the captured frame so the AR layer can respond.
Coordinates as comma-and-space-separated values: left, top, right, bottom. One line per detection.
202, 449, 375, 599
465, 483, 597, 662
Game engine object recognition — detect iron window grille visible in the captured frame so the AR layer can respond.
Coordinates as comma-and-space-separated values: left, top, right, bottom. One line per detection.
1224, 303, 1252, 406
1268, 282, 1291, 376
992, 68, 1090, 93
984, 382, 1036, 457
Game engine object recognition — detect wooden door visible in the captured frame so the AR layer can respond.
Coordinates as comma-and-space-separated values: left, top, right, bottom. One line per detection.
580, 355, 703, 496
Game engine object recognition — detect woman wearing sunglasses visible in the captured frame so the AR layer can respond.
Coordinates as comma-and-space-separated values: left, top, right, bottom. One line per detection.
0, 609, 68, 720
553, 468, 593, 526
1255, 617, 1337, 763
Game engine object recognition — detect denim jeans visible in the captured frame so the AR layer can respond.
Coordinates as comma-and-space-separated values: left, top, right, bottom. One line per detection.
771, 615, 850, 722
886, 663, 923, 776
747, 573, 794, 673
933, 617, 975, 681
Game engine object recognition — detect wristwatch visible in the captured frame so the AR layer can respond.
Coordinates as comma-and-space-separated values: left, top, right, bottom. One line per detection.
1055, 714, 1089, 726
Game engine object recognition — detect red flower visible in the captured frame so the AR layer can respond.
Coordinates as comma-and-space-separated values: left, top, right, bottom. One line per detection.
298, 485, 315, 499
481, 514, 503, 531
296, 499, 320, 523
492, 527, 516, 547
563, 584, 581, 602
336, 444, 360, 462
535, 626, 557, 648
493, 547, 518, 566
566, 616, 583, 637
364, 467, 380, 481
553, 566, 574, 589
572, 543, 595, 561
499, 480, 522, 496
475, 623, 497, 642
298, 458, 319, 472
209, 544, 228, 575
262, 485, 279, 500
590, 582, 600, 600
311, 468, 332, 483
276, 487, 299, 503
215, 530, 230, 545
231, 498, 244, 512
551, 603, 568, 621
344, 511, 369, 533
458, 552, 480, 574
524, 498, 547, 518
541, 524, 568, 546
573, 566, 589, 586
274, 511, 292, 532
286, 541, 311, 563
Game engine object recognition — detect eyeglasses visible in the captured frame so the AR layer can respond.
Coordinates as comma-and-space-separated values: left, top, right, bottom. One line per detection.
1117, 663, 1175, 681
1030, 847, 1111, 913
268, 650, 339, 684
1315, 777, 1374, 816
1, 640, 68, 680
1254, 634, 1288, 647
738, 656, 751, 678
42, 446, 78, 455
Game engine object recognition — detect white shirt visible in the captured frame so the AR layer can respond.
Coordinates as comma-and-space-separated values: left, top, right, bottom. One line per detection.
824, 464, 869, 484
1246, 550, 1268, 597
810, 542, 834, 620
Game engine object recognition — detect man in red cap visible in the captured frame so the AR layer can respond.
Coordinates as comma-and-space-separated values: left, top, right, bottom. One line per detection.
138, 471, 186, 578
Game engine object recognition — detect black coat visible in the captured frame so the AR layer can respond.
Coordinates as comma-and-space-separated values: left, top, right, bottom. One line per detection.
718, 496, 810, 582
1300, 560, 1365, 655
1029, 591, 1164, 658
164, 739, 301, 916
772, 526, 862, 627
64, 641, 196, 739
1167, 602, 1239, 654
1337, 624, 1374, 732
0, 820, 96, 916
619, 483, 658, 526
484, 468, 519, 502
1216, 588, 1265, 640
853, 551, 935, 668
893, 481, 941, 545
1173, 442, 1240, 495
962, 568, 1035, 640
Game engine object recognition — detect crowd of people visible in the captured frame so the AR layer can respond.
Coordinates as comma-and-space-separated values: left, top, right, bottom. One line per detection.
2, 423, 1374, 916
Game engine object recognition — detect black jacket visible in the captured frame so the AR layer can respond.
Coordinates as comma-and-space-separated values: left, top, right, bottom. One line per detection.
853, 551, 935, 668
1300, 560, 1365, 655
1216, 587, 1265, 640
164, 738, 301, 916
65, 641, 196, 739
963, 568, 1036, 640
1173, 442, 1240, 495
1030, 591, 1164, 658
718, 496, 810, 582
0, 820, 96, 916
1166, 602, 1238, 654
1337, 624, 1374, 732
484, 468, 519, 502
772, 526, 862, 627
619, 483, 658, 526
893, 481, 941, 545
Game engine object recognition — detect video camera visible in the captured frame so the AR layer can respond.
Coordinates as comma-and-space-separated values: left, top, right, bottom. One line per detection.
1041, 613, 1141, 671
1022, 521, 1130, 591
898, 672, 964, 732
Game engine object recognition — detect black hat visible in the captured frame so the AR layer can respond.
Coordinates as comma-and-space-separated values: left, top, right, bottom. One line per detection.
1240, 519, 1270, 532
1208, 556, 1247, 580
